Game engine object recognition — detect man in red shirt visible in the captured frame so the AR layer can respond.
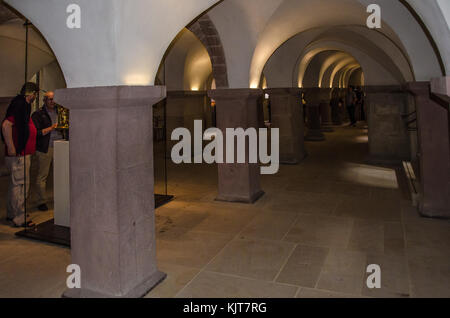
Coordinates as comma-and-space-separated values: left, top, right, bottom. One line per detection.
1, 82, 38, 228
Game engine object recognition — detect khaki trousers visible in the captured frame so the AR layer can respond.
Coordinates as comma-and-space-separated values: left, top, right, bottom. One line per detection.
35, 148, 54, 206
5, 155, 31, 225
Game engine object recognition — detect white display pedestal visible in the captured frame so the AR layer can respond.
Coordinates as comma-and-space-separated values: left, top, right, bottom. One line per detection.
54, 140, 70, 228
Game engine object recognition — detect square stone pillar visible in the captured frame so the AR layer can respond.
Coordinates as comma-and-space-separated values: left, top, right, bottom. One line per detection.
54, 86, 167, 298
166, 91, 209, 155
340, 89, 349, 122
407, 82, 450, 218
266, 88, 307, 164
319, 88, 334, 132
208, 89, 264, 203
330, 88, 343, 125
304, 88, 325, 141
365, 86, 411, 164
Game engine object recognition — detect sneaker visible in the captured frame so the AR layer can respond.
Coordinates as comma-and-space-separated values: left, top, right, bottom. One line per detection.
38, 204, 49, 211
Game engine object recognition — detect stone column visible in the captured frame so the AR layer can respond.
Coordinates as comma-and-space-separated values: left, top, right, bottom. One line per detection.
304, 88, 325, 141
266, 88, 307, 164
330, 88, 343, 125
365, 86, 411, 164
319, 88, 334, 132
55, 86, 167, 298
208, 89, 265, 203
166, 91, 208, 154
340, 89, 349, 122
407, 82, 450, 218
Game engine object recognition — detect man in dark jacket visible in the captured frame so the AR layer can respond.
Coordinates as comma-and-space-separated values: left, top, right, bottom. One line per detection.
31, 91, 60, 211
2, 82, 39, 227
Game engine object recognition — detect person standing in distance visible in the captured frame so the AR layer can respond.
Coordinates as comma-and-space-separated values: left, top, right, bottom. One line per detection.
32, 91, 61, 212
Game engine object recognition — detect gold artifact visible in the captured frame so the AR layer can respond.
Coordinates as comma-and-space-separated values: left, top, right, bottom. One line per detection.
56, 104, 70, 129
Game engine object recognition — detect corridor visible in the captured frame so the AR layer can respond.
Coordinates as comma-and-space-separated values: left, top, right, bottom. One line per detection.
0, 124, 449, 298
145, 124, 450, 298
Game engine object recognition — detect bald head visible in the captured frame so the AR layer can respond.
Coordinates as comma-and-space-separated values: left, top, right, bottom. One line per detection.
44, 91, 55, 110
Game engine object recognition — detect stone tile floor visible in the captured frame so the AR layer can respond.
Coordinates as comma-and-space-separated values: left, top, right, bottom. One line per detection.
0, 125, 449, 298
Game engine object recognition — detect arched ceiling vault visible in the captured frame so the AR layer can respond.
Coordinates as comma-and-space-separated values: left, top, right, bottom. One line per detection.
319, 52, 351, 88
340, 64, 360, 88
3, 0, 448, 88
290, 26, 412, 87
331, 58, 359, 88
263, 23, 414, 88
250, 0, 444, 87
4, 0, 219, 87
158, 28, 212, 91
322, 54, 357, 88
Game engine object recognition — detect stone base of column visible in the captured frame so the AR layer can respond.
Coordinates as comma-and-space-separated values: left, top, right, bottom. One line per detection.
319, 89, 334, 132
266, 88, 307, 164
216, 182, 265, 204
208, 89, 265, 204
63, 271, 166, 298
331, 107, 343, 126
55, 86, 167, 298
305, 132, 326, 141
305, 105, 325, 142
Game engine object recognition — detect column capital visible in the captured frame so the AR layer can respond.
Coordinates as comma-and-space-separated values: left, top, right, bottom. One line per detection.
364, 85, 406, 94
405, 81, 430, 97
318, 88, 332, 103
54, 86, 166, 110
264, 87, 302, 97
303, 87, 322, 104
167, 90, 207, 98
208, 88, 263, 101
431, 76, 450, 97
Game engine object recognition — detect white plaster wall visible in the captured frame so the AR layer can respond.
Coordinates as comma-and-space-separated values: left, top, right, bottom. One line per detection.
208, 0, 284, 88
406, 0, 450, 75
358, 0, 443, 80
40, 61, 66, 92
164, 30, 197, 91
0, 19, 55, 96
184, 42, 212, 91
161, 29, 212, 91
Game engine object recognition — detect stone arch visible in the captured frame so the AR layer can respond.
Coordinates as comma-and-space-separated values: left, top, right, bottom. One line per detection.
188, 14, 228, 89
